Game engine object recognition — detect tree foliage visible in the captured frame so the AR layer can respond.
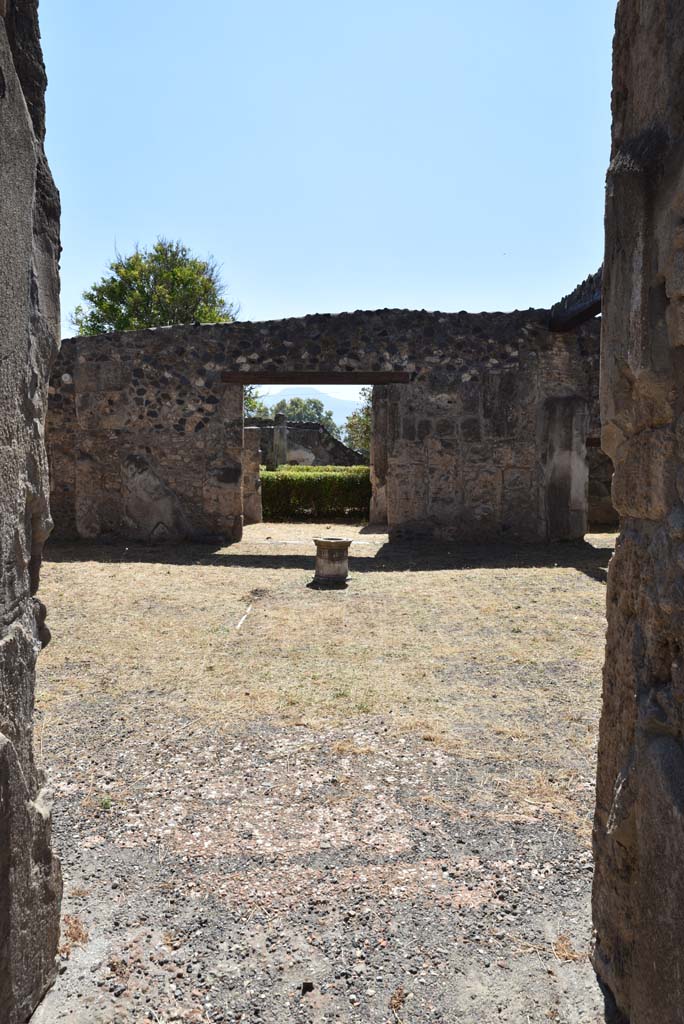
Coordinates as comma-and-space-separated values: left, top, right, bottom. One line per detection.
244, 385, 270, 417
270, 397, 341, 439
343, 386, 372, 453
71, 238, 238, 335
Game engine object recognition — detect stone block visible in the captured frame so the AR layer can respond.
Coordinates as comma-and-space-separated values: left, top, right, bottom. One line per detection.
460, 417, 481, 442
462, 464, 502, 525
502, 468, 536, 532
611, 428, 675, 521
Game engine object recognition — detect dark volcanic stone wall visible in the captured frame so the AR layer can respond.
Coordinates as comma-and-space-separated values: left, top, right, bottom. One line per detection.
49, 336, 245, 543
48, 310, 602, 544
0, 2, 62, 1021
593, 2, 684, 1021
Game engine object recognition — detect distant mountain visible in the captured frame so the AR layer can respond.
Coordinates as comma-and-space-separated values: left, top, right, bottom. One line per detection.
259, 387, 363, 429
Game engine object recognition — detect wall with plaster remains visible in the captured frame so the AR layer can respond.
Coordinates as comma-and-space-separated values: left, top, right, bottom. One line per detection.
48, 310, 603, 544
369, 316, 602, 540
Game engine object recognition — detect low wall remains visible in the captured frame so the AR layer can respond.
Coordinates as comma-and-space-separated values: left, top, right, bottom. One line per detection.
247, 416, 367, 469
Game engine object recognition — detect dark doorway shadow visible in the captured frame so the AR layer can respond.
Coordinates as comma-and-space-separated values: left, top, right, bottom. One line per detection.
44, 537, 613, 584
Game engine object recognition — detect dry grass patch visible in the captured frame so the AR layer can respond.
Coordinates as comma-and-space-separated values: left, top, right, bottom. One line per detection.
59, 914, 89, 958
552, 933, 587, 963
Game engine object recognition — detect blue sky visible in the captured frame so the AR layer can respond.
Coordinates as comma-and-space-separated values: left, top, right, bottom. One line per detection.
40, 1, 616, 403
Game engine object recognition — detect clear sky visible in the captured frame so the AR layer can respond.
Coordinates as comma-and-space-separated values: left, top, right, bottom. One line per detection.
40, 1, 617, 402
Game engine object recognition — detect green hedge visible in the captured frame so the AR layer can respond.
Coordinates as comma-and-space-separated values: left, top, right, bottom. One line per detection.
261, 465, 371, 520
260, 464, 366, 474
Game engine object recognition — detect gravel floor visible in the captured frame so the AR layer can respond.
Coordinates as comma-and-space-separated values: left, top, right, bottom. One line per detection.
31, 524, 614, 1024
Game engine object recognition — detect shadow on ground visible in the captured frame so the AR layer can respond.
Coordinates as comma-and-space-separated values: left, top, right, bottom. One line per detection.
44, 536, 613, 584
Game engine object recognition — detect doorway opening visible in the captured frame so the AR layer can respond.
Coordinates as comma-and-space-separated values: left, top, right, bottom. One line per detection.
233, 373, 410, 529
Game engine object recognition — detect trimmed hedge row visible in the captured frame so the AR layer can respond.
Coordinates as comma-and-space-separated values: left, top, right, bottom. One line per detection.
260, 464, 367, 474
261, 465, 371, 520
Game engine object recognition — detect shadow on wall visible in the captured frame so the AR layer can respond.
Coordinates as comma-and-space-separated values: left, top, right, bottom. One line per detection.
43, 537, 613, 585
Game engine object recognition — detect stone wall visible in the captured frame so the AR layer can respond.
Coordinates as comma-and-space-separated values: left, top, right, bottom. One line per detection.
0, 2, 62, 1020
49, 334, 246, 543
593, 2, 684, 1020
247, 417, 367, 469
372, 321, 602, 540
48, 310, 603, 544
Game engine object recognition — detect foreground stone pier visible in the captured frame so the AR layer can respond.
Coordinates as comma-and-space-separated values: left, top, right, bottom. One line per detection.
593, 2, 684, 1020
0, 1, 62, 1021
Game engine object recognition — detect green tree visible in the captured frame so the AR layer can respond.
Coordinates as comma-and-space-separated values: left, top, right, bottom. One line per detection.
270, 397, 341, 439
244, 385, 270, 417
71, 238, 238, 334
344, 387, 372, 454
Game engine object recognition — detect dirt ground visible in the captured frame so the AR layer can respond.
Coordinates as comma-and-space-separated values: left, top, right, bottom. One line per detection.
31, 523, 614, 1024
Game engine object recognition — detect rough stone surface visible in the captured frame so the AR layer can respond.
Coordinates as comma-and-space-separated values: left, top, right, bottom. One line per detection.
587, 442, 619, 528
593, 2, 684, 1021
370, 385, 390, 525
369, 316, 602, 540
48, 311, 604, 543
242, 426, 262, 525
48, 345, 245, 544
0, 2, 62, 1021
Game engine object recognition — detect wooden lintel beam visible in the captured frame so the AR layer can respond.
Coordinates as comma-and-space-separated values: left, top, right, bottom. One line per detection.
549, 294, 602, 333
220, 371, 413, 385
